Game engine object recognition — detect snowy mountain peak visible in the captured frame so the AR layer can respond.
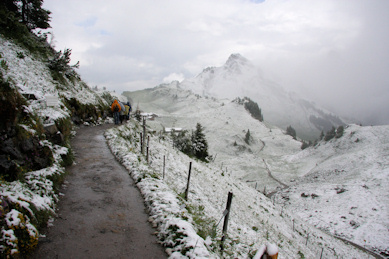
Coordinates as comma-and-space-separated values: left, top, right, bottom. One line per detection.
224, 53, 253, 73
180, 54, 347, 140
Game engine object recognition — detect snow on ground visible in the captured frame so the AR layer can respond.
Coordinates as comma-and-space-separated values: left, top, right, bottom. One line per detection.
125, 84, 302, 194
2, 35, 387, 257
0, 36, 114, 256
105, 120, 371, 258
107, 85, 382, 258
0, 37, 112, 124
275, 124, 389, 256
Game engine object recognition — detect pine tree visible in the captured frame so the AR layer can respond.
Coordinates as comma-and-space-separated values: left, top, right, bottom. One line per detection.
244, 129, 251, 144
243, 97, 263, 122
301, 141, 309, 150
324, 126, 336, 141
175, 131, 192, 155
286, 125, 297, 140
192, 123, 209, 161
336, 125, 344, 138
2, 0, 51, 31
319, 131, 324, 140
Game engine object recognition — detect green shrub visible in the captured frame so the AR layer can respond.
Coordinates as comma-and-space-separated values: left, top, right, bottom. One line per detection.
48, 48, 79, 80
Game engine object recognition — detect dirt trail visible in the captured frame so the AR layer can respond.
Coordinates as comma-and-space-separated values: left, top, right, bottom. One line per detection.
31, 124, 166, 259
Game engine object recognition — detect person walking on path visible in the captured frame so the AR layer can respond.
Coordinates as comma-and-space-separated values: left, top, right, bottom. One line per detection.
111, 100, 121, 125
31, 124, 166, 259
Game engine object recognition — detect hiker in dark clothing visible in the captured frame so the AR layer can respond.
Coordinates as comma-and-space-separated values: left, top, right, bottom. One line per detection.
124, 102, 132, 120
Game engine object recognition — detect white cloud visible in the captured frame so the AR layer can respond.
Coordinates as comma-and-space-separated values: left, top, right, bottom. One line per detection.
43, 0, 389, 124
163, 73, 185, 83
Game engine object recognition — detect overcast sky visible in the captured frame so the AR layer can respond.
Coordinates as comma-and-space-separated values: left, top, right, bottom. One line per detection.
42, 0, 389, 125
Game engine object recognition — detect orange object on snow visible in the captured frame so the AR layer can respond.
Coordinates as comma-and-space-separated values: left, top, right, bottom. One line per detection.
111, 100, 121, 112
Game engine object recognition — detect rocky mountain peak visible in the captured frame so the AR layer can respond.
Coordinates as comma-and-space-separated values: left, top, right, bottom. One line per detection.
224, 53, 252, 73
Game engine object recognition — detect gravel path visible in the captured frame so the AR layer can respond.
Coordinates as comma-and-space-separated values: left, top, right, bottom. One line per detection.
31, 124, 166, 259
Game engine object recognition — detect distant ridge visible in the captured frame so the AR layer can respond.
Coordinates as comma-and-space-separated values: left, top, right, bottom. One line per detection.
180, 54, 346, 140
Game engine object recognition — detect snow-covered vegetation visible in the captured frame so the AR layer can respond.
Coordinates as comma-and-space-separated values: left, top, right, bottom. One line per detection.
0, 34, 112, 257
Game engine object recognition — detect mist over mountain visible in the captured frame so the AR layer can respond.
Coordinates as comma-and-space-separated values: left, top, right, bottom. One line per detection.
123, 82, 389, 257
179, 54, 347, 140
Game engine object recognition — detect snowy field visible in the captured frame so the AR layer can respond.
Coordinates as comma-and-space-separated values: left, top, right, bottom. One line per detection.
113, 83, 388, 257
276, 124, 389, 256
106, 122, 372, 258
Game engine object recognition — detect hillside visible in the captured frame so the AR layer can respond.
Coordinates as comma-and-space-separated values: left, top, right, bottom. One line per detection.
1, 2, 386, 256
274, 124, 389, 256
124, 82, 302, 193
179, 53, 346, 140
0, 32, 114, 257
123, 84, 388, 257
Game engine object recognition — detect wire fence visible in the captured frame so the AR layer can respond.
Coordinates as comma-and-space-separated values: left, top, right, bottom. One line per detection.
134, 119, 380, 259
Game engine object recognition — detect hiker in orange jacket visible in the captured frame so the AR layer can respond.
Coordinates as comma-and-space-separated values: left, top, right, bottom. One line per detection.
111, 100, 121, 124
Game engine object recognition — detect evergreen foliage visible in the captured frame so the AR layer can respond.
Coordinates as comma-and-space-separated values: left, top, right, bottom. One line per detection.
286, 125, 297, 140
311, 125, 346, 146
319, 131, 324, 140
244, 129, 251, 145
192, 123, 209, 161
172, 130, 192, 156
1, 1, 52, 58
301, 140, 313, 150
324, 126, 336, 141
1, 0, 51, 31
48, 48, 80, 81
301, 141, 309, 150
233, 97, 263, 122
172, 123, 209, 162
336, 125, 344, 138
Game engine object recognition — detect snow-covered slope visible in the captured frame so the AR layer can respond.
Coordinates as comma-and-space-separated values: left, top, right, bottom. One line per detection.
123, 84, 388, 257
275, 124, 389, 256
106, 122, 372, 258
0, 37, 111, 125
0, 36, 114, 257
179, 54, 346, 140
124, 83, 302, 193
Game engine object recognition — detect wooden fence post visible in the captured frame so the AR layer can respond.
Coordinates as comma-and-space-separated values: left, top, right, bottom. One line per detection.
221, 191, 233, 251
163, 155, 166, 179
142, 117, 146, 154
184, 162, 192, 200
146, 135, 150, 163
140, 132, 143, 153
